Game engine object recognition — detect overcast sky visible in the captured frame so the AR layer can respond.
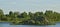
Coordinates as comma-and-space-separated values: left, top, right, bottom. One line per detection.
0, 0, 60, 14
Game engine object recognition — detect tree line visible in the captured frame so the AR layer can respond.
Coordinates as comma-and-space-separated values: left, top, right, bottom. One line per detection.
0, 9, 60, 25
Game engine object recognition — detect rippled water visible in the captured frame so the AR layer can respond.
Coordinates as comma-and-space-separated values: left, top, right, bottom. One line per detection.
0, 22, 60, 27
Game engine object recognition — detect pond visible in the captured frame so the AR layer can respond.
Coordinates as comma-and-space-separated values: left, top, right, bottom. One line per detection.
0, 22, 60, 27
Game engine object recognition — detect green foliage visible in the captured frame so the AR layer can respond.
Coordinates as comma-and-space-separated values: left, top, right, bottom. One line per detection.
20, 12, 27, 18
0, 9, 60, 25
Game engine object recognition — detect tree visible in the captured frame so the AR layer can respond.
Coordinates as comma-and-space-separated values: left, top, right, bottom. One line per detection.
0, 9, 4, 21
9, 11, 13, 15
28, 12, 34, 18
34, 12, 43, 17
21, 12, 27, 18
44, 10, 57, 23
8, 11, 15, 21
14, 12, 20, 18
0, 9, 4, 15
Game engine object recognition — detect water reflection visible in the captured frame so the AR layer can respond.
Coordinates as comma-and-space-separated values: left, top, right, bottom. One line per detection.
0, 22, 60, 27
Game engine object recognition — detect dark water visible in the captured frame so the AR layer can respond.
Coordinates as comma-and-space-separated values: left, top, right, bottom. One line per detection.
0, 22, 60, 27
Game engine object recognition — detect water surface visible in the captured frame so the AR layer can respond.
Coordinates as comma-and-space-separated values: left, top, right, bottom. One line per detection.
0, 22, 60, 27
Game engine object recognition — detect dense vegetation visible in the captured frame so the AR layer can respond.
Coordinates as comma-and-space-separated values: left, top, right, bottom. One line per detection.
0, 9, 60, 25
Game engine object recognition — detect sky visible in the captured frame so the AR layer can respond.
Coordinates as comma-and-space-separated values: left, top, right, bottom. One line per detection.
0, 0, 60, 14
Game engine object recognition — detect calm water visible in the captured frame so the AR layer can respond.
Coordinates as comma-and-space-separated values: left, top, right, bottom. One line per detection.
0, 22, 60, 27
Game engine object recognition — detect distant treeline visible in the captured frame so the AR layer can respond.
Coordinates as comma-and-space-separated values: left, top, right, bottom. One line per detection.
0, 9, 60, 25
